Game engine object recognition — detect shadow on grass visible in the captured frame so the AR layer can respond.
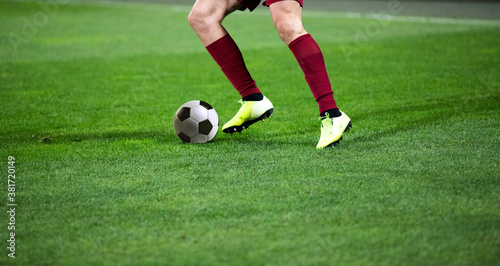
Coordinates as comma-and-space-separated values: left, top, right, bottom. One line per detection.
12, 130, 177, 146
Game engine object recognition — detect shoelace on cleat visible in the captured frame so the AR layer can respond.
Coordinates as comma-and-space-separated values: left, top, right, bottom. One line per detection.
319, 113, 333, 128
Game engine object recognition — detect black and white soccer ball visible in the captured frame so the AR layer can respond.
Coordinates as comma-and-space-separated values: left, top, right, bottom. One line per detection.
173, 100, 219, 143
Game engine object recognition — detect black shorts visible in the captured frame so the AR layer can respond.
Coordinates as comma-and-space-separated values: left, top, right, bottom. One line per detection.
237, 0, 261, 11
237, 0, 303, 11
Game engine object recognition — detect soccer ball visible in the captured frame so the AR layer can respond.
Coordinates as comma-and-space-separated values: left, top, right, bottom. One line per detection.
173, 100, 219, 143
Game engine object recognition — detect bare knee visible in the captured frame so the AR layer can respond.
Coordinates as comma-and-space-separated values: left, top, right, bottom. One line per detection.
188, 9, 214, 33
189, 0, 240, 34
188, 0, 241, 46
270, 1, 307, 45
274, 19, 306, 45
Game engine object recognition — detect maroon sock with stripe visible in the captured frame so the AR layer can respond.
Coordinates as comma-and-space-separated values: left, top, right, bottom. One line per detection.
206, 34, 261, 98
289, 34, 338, 115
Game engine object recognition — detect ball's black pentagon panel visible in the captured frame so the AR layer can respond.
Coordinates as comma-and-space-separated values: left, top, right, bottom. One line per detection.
177, 107, 191, 121
177, 132, 191, 143
198, 120, 213, 135
199, 100, 214, 110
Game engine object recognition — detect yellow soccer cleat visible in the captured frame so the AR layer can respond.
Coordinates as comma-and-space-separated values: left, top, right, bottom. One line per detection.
316, 111, 352, 149
222, 96, 273, 134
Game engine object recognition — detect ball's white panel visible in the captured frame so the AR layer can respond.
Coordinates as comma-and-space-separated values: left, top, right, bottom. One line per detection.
207, 109, 219, 127
190, 134, 208, 144
182, 100, 201, 108
181, 117, 199, 137
207, 126, 218, 142
190, 105, 209, 122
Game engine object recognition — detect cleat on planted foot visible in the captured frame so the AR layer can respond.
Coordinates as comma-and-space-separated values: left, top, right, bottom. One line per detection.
316, 111, 352, 149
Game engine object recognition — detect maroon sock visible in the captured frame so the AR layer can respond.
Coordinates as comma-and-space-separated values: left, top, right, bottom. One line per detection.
206, 34, 261, 98
289, 34, 338, 115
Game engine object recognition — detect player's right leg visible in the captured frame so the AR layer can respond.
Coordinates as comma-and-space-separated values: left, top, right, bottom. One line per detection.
189, 0, 273, 135
268, 0, 351, 148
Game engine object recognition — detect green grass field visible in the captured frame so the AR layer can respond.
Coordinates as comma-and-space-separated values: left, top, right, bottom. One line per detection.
1, 0, 499, 264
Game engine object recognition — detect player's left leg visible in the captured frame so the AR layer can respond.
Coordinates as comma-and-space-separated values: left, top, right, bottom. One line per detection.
189, 0, 263, 99
268, 0, 351, 148
188, 0, 241, 46
189, 0, 274, 134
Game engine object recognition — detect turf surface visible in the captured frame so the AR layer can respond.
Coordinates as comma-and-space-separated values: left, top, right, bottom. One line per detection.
1, 1, 499, 264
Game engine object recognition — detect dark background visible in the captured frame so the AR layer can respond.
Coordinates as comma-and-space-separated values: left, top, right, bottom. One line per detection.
91, 0, 500, 19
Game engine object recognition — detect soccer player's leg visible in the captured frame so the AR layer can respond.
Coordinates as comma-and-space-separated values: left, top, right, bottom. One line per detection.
269, 0, 351, 148
189, 0, 273, 135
